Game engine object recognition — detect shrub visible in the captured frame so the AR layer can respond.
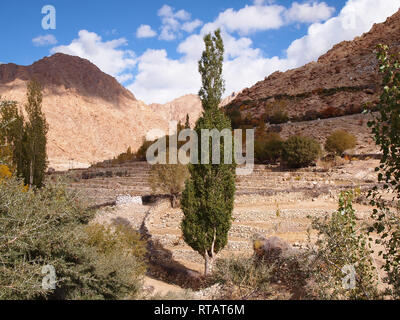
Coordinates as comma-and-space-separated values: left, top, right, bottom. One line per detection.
254, 133, 284, 164
282, 136, 321, 168
212, 256, 272, 300
149, 151, 190, 208
0, 177, 146, 300
306, 191, 379, 300
325, 130, 357, 156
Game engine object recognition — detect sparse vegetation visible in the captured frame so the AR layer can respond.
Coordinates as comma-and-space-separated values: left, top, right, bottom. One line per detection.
306, 190, 379, 299
212, 256, 273, 300
149, 150, 190, 208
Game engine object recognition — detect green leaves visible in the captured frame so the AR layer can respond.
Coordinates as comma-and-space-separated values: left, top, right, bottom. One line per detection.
181, 30, 236, 276
368, 44, 400, 298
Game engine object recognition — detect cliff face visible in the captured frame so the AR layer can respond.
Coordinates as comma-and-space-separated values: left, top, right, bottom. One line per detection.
226, 9, 400, 119
0, 53, 202, 170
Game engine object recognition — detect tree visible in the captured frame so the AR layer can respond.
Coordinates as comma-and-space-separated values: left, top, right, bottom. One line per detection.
181, 30, 236, 276
185, 114, 190, 129
367, 44, 400, 298
325, 130, 357, 156
25, 79, 49, 187
0, 99, 27, 175
149, 150, 189, 208
282, 135, 321, 168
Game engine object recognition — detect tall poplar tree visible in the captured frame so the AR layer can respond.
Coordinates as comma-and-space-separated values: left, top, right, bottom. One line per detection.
181, 30, 236, 276
25, 79, 48, 187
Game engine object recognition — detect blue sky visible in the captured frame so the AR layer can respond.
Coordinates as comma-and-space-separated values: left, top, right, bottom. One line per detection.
1, 0, 399, 103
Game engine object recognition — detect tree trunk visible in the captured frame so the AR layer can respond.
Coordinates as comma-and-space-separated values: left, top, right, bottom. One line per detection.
204, 253, 214, 276
204, 228, 217, 276
29, 160, 34, 186
171, 194, 178, 208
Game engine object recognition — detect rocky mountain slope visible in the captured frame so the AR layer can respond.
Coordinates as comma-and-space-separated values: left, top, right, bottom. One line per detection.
0, 53, 202, 170
226, 9, 400, 120
149, 94, 203, 128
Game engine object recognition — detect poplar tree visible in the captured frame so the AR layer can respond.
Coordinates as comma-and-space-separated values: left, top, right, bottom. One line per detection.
25, 79, 48, 187
181, 30, 236, 276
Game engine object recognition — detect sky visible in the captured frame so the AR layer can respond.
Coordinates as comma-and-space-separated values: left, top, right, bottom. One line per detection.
0, 0, 399, 104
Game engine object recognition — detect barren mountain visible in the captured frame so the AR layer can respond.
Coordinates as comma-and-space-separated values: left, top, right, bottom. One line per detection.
0, 54, 202, 170
149, 94, 203, 128
226, 9, 400, 119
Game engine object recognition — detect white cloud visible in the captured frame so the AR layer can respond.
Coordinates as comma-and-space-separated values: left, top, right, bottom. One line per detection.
286, 0, 400, 66
204, 5, 286, 35
128, 0, 400, 104
32, 34, 57, 46
116, 73, 134, 83
127, 49, 200, 103
182, 19, 203, 33
51, 30, 136, 81
157, 5, 203, 40
136, 24, 157, 38
285, 1, 336, 23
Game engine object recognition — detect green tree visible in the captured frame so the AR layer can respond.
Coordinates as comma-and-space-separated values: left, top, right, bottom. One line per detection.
325, 130, 357, 156
25, 79, 49, 187
282, 135, 321, 168
367, 44, 400, 298
0, 99, 26, 175
181, 30, 236, 276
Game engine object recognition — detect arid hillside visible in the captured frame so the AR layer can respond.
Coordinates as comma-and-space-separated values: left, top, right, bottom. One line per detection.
226, 9, 400, 121
0, 54, 203, 170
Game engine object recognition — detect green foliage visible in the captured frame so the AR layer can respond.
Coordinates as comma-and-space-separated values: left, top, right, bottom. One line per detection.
307, 191, 379, 300
282, 135, 321, 168
0, 99, 25, 171
325, 130, 357, 156
0, 177, 146, 300
198, 29, 225, 111
0, 80, 49, 188
254, 133, 284, 164
24, 79, 49, 187
181, 30, 236, 276
367, 44, 400, 298
212, 256, 272, 300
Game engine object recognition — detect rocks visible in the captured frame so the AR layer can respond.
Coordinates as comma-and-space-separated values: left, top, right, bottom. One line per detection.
116, 195, 143, 206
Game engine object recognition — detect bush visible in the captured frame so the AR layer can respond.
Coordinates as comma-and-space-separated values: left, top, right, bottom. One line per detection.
212, 256, 272, 300
269, 109, 289, 124
325, 130, 357, 156
254, 133, 284, 164
305, 191, 379, 299
282, 136, 321, 168
0, 177, 146, 300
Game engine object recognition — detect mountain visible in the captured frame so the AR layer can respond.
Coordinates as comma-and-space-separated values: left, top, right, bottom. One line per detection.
226, 9, 400, 120
149, 94, 203, 128
0, 53, 202, 170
